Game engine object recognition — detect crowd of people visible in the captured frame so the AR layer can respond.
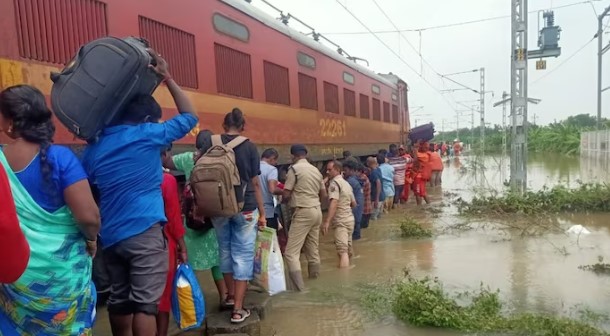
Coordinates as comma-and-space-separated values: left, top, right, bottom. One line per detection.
0, 52, 446, 335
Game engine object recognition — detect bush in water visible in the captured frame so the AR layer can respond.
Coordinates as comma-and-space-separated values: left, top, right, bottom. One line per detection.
456, 183, 610, 216
389, 276, 608, 336
399, 218, 433, 238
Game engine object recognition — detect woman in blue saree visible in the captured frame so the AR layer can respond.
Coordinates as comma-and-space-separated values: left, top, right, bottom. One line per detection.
0, 85, 100, 335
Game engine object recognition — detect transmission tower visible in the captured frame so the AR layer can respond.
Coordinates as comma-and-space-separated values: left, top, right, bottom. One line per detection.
510, 2, 561, 193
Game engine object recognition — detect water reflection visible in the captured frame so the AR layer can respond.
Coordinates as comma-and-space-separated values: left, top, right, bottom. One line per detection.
261, 154, 610, 336
91, 154, 610, 336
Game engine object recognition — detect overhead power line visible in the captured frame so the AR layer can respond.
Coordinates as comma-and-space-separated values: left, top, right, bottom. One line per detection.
324, 0, 601, 35
333, 0, 458, 112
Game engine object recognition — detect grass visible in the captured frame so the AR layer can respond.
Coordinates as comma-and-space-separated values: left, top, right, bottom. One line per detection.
456, 183, 610, 216
399, 217, 433, 238
360, 275, 609, 336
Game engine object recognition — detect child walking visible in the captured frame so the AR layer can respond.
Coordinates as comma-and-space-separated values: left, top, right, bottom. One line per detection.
157, 148, 188, 335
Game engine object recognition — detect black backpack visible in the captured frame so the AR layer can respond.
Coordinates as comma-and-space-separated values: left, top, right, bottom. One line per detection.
50, 36, 161, 142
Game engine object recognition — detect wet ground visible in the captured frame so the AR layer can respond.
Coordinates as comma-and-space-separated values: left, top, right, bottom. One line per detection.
94, 153, 610, 336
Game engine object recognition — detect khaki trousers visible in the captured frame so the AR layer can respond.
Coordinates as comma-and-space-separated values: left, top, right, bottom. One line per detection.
333, 218, 355, 256
284, 206, 322, 272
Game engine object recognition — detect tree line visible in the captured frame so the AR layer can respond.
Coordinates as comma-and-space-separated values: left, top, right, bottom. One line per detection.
433, 114, 606, 156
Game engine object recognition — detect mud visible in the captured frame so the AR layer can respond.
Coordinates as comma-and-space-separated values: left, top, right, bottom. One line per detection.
94, 154, 610, 336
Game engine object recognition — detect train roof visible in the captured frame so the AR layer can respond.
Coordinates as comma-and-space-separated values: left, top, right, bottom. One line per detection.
221, 0, 401, 89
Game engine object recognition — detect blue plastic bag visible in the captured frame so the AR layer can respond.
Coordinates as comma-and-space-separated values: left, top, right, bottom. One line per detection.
171, 263, 205, 330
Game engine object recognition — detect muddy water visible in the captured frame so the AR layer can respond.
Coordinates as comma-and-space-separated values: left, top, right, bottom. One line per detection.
261, 154, 610, 336
93, 154, 610, 335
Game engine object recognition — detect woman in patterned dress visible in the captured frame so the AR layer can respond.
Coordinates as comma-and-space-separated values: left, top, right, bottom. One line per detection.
163, 130, 231, 308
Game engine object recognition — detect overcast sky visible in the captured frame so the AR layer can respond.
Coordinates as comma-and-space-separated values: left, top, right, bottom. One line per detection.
251, 0, 610, 130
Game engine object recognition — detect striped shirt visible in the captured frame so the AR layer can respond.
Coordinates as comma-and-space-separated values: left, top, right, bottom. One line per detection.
388, 155, 412, 186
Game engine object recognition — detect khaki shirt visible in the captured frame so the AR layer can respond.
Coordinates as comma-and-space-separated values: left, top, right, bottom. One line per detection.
284, 159, 324, 208
328, 175, 355, 224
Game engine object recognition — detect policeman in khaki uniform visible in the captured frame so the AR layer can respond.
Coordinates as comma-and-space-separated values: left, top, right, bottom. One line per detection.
282, 144, 327, 291
322, 160, 356, 269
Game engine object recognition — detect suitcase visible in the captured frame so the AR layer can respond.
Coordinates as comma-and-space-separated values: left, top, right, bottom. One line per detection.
408, 122, 435, 143
50, 36, 162, 142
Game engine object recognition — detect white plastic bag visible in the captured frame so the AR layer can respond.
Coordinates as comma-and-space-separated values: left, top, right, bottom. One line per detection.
253, 227, 286, 296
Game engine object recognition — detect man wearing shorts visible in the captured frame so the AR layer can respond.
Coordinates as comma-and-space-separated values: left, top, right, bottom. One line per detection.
83, 52, 198, 336
322, 160, 356, 268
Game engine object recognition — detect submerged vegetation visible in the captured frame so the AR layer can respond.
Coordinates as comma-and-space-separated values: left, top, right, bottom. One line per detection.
579, 256, 610, 275
399, 217, 433, 238
456, 183, 610, 215
361, 275, 608, 336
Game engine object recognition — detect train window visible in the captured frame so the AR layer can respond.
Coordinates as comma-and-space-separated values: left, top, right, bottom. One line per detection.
344, 89, 356, 116
392, 92, 398, 101
372, 84, 381, 95
372, 98, 381, 121
324, 82, 339, 114
360, 94, 370, 119
343, 72, 355, 85
392, 104, 399, 124
14, 0, 108, 64
264, 61, 290, 106
140, 17, 198, 88
297, 51, 316, 69
215, 43, 253, 98
298, 73, 318, 110
213, 13, 249, 42
383, 102, 390, 123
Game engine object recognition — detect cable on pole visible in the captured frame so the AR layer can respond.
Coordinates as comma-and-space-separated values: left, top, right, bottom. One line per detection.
333, 0, 458, 113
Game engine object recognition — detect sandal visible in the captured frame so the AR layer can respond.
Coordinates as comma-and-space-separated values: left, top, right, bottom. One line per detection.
231, 308, 251, 323
220, 294, 235, 310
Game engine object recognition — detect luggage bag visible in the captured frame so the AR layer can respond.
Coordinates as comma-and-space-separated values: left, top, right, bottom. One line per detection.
50, 36, 162, 142
408, 122, 435, 143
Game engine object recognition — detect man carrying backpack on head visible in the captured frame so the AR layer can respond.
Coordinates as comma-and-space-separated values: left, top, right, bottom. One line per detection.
189, 108, 265, 324
82, 52, 198, 336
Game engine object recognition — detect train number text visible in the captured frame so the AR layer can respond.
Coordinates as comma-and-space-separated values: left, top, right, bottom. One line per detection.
319, 119, 347, 138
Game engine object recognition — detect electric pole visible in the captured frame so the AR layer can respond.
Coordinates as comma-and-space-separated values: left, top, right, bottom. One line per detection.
510, 4, 561, 193
597, 5, 610, 129
502, 91, 508, 158
510, 0, 529, 193
480, 68, 486, 153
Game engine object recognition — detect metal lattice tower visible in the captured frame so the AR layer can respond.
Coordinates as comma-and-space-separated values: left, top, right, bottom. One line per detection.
511, 0, 528, 193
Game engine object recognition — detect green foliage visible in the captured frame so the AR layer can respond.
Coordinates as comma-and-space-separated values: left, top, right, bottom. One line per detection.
389, 276, 608, 335
456, 183, 610, 215
434, 113, 605, 156
399, 217, 433, 238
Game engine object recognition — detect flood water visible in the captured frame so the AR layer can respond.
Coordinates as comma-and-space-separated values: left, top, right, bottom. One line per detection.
93, 154, 610, 336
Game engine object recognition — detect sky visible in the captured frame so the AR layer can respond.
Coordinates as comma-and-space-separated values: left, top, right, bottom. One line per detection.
250, 0, 610, 130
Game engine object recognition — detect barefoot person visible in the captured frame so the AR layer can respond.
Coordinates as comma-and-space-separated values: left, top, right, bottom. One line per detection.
322, 160, 356, 268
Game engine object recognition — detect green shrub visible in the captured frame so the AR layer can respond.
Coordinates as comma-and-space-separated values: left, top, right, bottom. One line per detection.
389, 276, 608, 335
399, 218, 433, 238
457, 183, 610, 215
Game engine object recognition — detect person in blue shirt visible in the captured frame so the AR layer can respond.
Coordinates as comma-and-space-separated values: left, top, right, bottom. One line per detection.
343, 160, 364, 241
367, 155, 385, 220
82, 51, 198, 336
378, 153, 396, 213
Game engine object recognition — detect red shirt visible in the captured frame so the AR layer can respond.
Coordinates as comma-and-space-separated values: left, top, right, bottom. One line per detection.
0, 164, 30, 283
161, 173, 186, 253
429, 152, 444, 171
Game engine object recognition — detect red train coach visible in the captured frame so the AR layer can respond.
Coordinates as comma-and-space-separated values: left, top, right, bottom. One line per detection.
0, 0, 410, 165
